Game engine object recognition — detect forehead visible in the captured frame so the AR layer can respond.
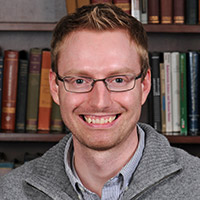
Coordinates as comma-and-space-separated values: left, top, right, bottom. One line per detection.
57, 30, 141, 75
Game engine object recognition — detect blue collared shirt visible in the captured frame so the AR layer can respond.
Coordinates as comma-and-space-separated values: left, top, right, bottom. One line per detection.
64, 124, 145, 200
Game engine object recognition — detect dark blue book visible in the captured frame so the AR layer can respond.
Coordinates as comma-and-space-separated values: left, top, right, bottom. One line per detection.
185, 0, 198, 25
15, 50, 29, 132
187, 51, 200, 135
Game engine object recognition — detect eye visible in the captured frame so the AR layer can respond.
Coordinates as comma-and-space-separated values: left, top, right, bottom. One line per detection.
114, 77, 124, 83
75, 78, 85, 84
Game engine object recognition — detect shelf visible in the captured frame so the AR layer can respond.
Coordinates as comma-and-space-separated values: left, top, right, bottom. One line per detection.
0, 23, 200, 33
143, 24, 200, 33
166, 136, 200, 144
0, 22, 56, 31
0, 133, 65, 142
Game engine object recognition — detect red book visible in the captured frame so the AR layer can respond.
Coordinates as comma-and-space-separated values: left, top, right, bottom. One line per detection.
148, 0, 160, 24
37, 50, 52, 131
113, 0, 131, 14
1, 50, 19, 130
160, 0, 173, 24
173, 0, 185, 24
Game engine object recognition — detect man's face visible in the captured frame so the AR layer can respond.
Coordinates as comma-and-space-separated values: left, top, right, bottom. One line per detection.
50, 30, 151, 151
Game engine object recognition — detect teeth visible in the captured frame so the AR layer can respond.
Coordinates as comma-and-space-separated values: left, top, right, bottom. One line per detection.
84, 116, 116, 124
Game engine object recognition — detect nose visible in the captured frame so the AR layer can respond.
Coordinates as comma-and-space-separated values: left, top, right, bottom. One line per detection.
87, 81, 112, 111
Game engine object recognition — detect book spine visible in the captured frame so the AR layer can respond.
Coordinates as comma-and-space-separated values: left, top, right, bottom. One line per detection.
173, 0, 185, 24
164, 52, 172, 134
0, 55, 4, 129
91, 0, 113, 3
160, 0, 173, 24
113, 0, 131, 14
171, 52, 180, 134
179, 52, 187, 136
148, 0, 160, 24
26, 48, 42, 132
77, 0, 90, 8
140, 0, 148, 24
199, 0, 200, 24
50, 101, 63, 132
15, 51, 29, 132
187, 51, 200, 135
159, 54, 166, 133
149, 52, 161, 132
37, 50, 52, 131
65, 0, 77, 14
1, 50, 19, 131
185, 0, 198, 25
131, 0, 141, 21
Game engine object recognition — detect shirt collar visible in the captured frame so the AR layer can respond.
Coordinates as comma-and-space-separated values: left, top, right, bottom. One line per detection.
64, 124, 145, 195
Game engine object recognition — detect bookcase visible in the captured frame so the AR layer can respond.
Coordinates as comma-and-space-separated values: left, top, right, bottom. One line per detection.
1, 0, 200, 165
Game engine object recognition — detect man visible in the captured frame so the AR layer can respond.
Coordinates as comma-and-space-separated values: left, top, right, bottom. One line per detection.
0, 3, 200, 200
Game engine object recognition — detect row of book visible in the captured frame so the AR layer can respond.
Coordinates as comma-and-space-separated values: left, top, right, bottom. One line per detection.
66, 0, 200, 25
0, 48, 64, 133
149, 51, 200, 136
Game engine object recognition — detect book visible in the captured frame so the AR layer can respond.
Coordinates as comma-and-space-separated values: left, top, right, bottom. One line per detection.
179, 52, 187, 136
199, 0, 200, 24
148, 0, 160, 24
185, 0, 198, 25
140, 0, 148, 24
15, 50, 29, 132
50, 101, 63, 132
171, 52, 180, 134
149, 52, 161, 132
159, 54, 166, 133
164, 52, 172, 134
37, 50, 52, 131
173, 0, 185, 24
26, 48, 42, 132
113, 0, 131, 14
91, 0, 113, 3
131, 0, 140, 20
0, 53, 3, 129
160, 0, 172, 24
187, 51, 200, 135
65, 0, 77, 14
1, 50, 19, 131
77, 0, 90, 8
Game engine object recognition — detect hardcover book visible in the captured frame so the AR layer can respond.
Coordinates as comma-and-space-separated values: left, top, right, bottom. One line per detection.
149, 52, 161, 132
171, 52, 180, 134
131, 0, 140, 20
65, 0, 77, 14
164, 52, 172, 134
37, 50, 52, 131
1, 50, 19, 131
140, 0, 148, 24
179, 53, 187, 135
50, 101, 63, 132
160, 0, 172, 24
187, 51, 200, 135
0, 54, 3, 129
26, 48, 42, 132
113, 0, 131, 14
77, 0, 90, 8
16, 50, 29, 132
148, 0, 160, 24
185, 0, 198, 25
173, 0, 185, 24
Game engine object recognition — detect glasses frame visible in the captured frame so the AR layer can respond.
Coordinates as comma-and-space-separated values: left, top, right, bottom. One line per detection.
56, 72, 143, 93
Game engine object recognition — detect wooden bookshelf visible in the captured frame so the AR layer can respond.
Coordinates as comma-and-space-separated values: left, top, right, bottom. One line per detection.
0, 23, 200, 33
166, 136, 200, 144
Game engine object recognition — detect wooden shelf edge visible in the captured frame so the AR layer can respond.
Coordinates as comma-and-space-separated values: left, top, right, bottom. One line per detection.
0, 22, 57, 31
166, 136, 200, 144
0, 133, 66, 142
143, 24, 200, 33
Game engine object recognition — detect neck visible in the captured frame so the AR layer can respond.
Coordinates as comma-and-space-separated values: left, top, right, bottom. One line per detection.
73, 129, 139, 197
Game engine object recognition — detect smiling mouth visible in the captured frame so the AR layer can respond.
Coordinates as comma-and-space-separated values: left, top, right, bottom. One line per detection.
81, 114, 120, 125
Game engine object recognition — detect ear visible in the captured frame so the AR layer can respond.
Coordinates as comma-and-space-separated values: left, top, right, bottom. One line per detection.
141, 69, 151, 105
49, 69, 60, 105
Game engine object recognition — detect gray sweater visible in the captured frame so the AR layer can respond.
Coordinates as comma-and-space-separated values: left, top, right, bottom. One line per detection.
0, 123, 200, 200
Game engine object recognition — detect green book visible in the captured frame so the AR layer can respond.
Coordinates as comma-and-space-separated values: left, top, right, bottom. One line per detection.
26, 48, 42, 132
179, 53, 187, 135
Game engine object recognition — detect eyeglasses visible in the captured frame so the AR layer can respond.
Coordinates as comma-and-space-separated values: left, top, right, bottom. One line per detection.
56, 72, 142, 93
